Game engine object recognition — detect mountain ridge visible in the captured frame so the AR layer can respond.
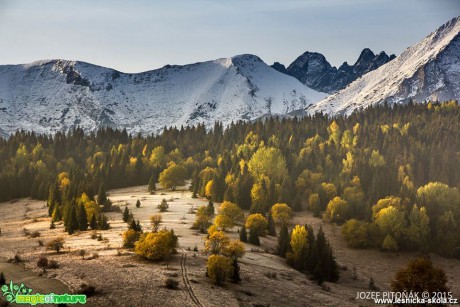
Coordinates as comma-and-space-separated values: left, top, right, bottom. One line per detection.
271, 48, 395, 93
306, 16, 460, 116
0, 54, 326, 137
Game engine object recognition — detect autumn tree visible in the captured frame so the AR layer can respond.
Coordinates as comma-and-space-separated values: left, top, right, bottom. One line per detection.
150, 214, 162, 232
271, 203, 292, 226
205, 231, 230, 255
135, 229, 178, 261
324, 197, 349, 224
159, 163, 188, 190
123, 229, 141, 248
193, 206, 212, 233
391, 257, 449, 294
218, 201, 243, 225
207, 254, 232, 286
245, 213, 268, 237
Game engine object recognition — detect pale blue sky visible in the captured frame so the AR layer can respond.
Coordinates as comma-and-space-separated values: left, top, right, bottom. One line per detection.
0, 0, 458, 72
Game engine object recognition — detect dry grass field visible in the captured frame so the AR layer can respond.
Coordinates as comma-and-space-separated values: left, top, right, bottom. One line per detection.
0, 185, 458, 306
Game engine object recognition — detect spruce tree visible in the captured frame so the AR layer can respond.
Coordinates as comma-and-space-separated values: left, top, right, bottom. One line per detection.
122, 207, 130, 222
231, 258, 241, 283
97, 184, 107, 206
239, 226, 247, 243
66, 203, 79, 235
207, 200, 215, 215
136, 220, 143, 232
248, 227, 260, 246
267, 214, 276, 236
98, 214, 110, 230
89, 214, 97, 230
136, 199, 141, 208
277, 225, 290, 257
78, 204, 88, 231
148, 175, 156, 193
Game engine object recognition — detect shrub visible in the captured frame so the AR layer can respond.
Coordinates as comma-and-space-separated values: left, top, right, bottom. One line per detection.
37, 256, 48, 272
47, 260, 59, 269
207, 254, 232, 286
30, 231, 41, 238
134, 229, 178, 261
77, 283, 96, 297
38, 240, 44, 247
164, 278, 179, 289
47, 237, 64, 253
122, 229, 141, 248
158, 199, 169, 212
150, 214, 162, 232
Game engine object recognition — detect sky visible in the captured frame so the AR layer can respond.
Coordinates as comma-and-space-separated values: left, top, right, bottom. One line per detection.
0, 0, 459, 73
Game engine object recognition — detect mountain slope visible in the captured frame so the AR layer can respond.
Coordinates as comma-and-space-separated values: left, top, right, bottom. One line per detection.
271, 49, 395, 93
0, 55, 326, 136
306, 17, 460, 116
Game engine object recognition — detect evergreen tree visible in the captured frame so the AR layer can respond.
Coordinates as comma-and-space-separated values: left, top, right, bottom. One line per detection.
97, 184, 107, 206
207, 200, 215, 216
248, 227, 260, 246
277, 224, 290, 257
98, 214, 110, 230
89, 214, 97, 230
122, 206, 130, 222
267, 214, 276, 236
78, 204, 88, 231
136, 199, 141, 208
66, 203, 79, 235
231, 258, 241, 283
148, 175, 156, 193
50, 220, 55, 229
239, 226, 247, 243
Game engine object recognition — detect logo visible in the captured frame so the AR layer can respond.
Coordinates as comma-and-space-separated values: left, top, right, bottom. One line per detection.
1, 281, 86, 305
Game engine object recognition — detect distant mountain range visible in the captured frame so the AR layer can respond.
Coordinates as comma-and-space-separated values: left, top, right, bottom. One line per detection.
0, 55, 325, 137
271, 48, 395, 93
0, 16, 458, 136
306, 16, 460, 116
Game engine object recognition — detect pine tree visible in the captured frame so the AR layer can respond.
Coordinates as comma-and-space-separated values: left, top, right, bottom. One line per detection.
78, 204, 88, 231
52, 206, 62, 222
231, 258, 241, 283
239, 226, 247, 243
136, 220, 143, 232
98, 214, 110, 230
97, 184, 107, 206
136, 199, 141, 208
207, 200, 215, 215
248, 227, 260, 246
66, 203, 79, 235
148, 175, 156, 193
277, 225, 290, 257
267, 214, 276, 236
89, 214, 97, 230
122, 207, 130, 222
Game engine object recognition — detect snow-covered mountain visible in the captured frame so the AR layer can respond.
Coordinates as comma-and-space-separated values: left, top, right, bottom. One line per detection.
306, 16, 460, 116
0, 54, 326, 137
271, 49, 395, 93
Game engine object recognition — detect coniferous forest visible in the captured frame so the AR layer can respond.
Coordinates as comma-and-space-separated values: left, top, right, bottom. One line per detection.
0, 101, 459, 257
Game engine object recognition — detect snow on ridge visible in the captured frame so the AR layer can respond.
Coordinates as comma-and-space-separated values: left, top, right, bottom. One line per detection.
0, 54, 326, 137
307, 16, 460, 116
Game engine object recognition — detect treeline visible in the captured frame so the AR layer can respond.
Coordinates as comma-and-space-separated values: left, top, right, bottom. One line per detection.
0, 101, 459, 255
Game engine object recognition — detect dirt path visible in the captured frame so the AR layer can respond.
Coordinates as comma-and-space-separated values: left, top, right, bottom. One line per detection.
180, 252, 203, 307
0, 257, 70, 304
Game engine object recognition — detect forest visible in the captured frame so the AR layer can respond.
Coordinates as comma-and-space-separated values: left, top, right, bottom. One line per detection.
0, 100, 459, 257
